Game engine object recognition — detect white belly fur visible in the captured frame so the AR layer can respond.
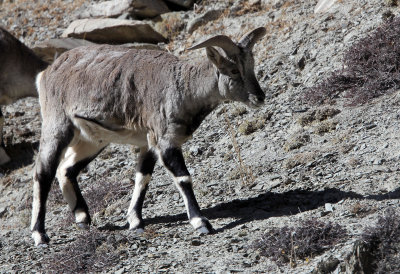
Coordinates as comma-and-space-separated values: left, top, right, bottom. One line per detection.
72, 116, 148, 146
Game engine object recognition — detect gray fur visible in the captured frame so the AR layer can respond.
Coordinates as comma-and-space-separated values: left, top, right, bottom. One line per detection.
0, 27, 48, 164
31, 28, 266, 246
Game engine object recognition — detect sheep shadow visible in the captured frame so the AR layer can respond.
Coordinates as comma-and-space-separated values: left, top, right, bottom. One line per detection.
0, 141, 38, 172
142, 187, 400, 232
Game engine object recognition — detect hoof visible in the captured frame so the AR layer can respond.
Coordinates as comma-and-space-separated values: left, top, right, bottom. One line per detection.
197, 226, 213, 235
76, 222, 90, 230
127, 215, 144, 233
128, 222, 145, 234
190, 217, 215, 235
32, 231, 50, 247
131, 227, 145, 235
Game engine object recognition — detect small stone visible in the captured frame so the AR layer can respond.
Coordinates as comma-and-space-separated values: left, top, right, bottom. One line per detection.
115, 267, 126, 274
312, 256, 340, 274
374, 158, 385, 165
251, 183, 264, 190
187, 9, 223, 33
191, 239, 202, 246
0, 207, 7, 218
325, 203, 334, 212
314, 0, 337, 13
189, 145, 203, 156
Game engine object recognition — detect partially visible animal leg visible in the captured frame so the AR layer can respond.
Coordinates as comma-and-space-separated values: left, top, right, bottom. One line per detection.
56, 138, 106, 229
160, 146, 214, 234
127, 147, 157, 233
0, 107, 10, 165
31, 122, 74, 246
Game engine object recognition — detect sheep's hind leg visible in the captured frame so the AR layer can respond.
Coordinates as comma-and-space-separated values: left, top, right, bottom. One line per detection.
160, 146, 214, 235
56, 138, 106, 229
31, 123, 74, 246
127, 147, 157, 233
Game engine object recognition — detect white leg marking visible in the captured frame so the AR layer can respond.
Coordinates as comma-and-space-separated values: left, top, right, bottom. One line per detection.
175, 176, 192, 184
127, 172, 151, 230
32, 231, 47, 247
189, 217, 205, 229
56, 146, 78, 210
56, 139, 104, 211
173, 176, 193, 218
30, 177, 41, 231
127, 172, 151, 215
75, 209, 88, 223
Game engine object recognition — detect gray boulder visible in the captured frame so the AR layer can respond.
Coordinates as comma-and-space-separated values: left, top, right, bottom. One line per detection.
32, 38, 96, 63
77, 0, 169, 19
62, 19, 167, 44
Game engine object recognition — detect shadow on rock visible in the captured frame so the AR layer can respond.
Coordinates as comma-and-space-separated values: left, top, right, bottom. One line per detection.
144, 187, 400, 232
0, 141, 38, 172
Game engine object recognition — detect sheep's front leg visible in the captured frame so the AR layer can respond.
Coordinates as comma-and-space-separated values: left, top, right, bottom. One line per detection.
0, 107, 10, 165
161, 147, 214, 234
127, 147, 157, 233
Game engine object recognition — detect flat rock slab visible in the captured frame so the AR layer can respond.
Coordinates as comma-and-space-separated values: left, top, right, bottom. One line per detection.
32, 38, 96, 63
77, 0, 169, 19
62, 19, 167, 44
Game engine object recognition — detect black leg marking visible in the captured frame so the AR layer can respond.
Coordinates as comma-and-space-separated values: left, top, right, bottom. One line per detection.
161, 147, 190, 177
127, 149, 157, 232
138, 149, 157, 175
31, 167, 54, 234
179, 181, 202, 217
161, 146, 214, 234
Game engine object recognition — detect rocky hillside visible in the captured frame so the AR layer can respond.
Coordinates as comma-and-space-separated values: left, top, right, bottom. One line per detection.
1, 0, 399, 273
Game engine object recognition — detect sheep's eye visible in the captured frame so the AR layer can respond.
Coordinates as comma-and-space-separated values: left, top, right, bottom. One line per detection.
231, 69, 240, 75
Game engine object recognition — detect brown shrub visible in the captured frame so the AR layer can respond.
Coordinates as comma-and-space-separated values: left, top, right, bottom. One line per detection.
253, 219, 347, 267
361, 208, 400, 273
305, 16, 400, 105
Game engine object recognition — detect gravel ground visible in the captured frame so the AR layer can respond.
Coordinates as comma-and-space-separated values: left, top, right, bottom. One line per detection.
0, 0, 399, 273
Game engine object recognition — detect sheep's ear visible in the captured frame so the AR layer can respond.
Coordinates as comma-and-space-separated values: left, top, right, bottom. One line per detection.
206, 47, 224, 66
206, 47, 235, 75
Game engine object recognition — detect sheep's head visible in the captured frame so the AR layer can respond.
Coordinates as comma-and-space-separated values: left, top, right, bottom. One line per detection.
188, 27, 266, 108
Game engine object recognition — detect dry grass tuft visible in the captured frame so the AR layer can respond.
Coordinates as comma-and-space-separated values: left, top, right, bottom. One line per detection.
224, 114, 255, 186
233, 0, 263, 16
